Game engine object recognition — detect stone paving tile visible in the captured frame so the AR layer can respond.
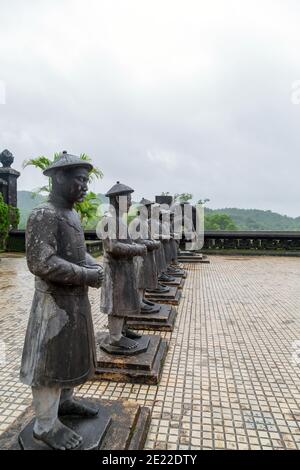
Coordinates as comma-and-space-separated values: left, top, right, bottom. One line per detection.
1, 255, 300, 449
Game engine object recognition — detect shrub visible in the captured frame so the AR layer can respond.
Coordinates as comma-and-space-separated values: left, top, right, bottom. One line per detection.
0, 193, 9, 250
0, 193, 20, 250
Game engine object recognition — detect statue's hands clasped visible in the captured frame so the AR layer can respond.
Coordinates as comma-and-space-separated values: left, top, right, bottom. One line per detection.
136, 244, 147, 257
85, 266, 104, 288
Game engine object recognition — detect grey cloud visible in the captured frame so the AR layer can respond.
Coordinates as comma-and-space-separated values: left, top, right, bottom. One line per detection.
1, 0, 300, 215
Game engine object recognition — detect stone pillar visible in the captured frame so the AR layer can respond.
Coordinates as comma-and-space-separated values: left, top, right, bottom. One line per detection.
155, 195, 173, 206
0, 149, 20, 208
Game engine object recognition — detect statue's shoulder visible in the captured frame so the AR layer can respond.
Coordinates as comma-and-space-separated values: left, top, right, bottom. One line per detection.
27, 202, 58, 228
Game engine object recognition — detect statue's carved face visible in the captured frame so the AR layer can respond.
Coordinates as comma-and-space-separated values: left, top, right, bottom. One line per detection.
55, 167, 89, 204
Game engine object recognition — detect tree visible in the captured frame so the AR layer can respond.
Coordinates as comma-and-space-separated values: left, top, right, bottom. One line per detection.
205, 213, 237, 230
198, 198, 210, 205
174, 193, 193, 203
22, 152, 103, 227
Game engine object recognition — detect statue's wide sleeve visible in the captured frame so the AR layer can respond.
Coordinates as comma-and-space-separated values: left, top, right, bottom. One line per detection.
85, 252, 102, 267
103, 238, 141, 257
26, 207, 86, 285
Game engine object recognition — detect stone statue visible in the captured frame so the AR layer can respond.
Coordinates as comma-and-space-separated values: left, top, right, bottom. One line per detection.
145, 203, 171, 294
100, 182, 147, 351
167, 209, 181, 273
20, 151, 104, 450
156, 207, 176, 283
129, 198, 161, 314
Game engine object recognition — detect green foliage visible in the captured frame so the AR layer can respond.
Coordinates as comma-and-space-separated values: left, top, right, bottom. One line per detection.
0, 193, 9, 250
23, 156, 53, 171
8, 205, 20, 229
78, 153, 103, 181
0, 194, 20, 250
74, 192, 100, 227
160, 193, 209, 204
22, 152, 103, 227
126, 204, 139, 226
205, 213, 238, 230
205, 208, 300, 231
174, 193, 193, 203
198, 198, 210, 205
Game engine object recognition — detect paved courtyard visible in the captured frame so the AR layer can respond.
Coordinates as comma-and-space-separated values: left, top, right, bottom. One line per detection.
0, 254, 300, 450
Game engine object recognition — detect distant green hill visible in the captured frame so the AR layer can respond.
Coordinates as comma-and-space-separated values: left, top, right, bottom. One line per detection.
17, 191, 300, 231
205, 207, 300, 231
18, 191, 46, 229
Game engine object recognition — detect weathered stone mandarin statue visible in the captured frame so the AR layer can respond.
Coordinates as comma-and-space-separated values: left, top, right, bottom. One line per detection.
166, 208, 181, 274
158, 208, 177, 282
19, 151, 104, 450
129, 198, 161, 314
147, 203, 175, 290
100, 182, 147, 351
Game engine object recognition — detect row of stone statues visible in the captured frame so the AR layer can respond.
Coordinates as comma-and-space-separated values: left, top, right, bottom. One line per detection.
19, 151, 185, 450
100, 181, 181, 352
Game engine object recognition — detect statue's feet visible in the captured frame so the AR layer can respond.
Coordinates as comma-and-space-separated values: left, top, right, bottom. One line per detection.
141, 302, 155, 313
141, 299, 160, 314
158, 274, 168, 281
110, 335, 138, 350
122, 327, 142, 339
167, 266, 181, 273
33, 419, 82, 450
58, 398, 99, 418
159, 273, 176, 282
151, 283, 170, 293
146, 283, 170, 294
143, 298, 155, 306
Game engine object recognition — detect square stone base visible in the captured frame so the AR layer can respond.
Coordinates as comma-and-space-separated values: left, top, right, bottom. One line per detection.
178, 252, 210, 263
126, 304, 177, 331
95, 333, 168, 384
158, 277, 185, 289
168, 269, 187, 278
145, 286, 181, 305
178, 256, 210, 263
0, 399, 150, 450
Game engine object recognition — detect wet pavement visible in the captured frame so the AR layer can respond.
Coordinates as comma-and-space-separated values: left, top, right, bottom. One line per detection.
1, 254, 300, 449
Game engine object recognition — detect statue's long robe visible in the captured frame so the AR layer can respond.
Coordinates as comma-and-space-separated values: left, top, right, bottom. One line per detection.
129, 217, 158, 290
100, 217, 141, 316
170, 238, 179, 262
20, 202, 98, 388
150, 218, 167, 274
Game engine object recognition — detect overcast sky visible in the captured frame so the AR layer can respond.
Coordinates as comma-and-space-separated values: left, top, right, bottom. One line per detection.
1, 0, 300, 215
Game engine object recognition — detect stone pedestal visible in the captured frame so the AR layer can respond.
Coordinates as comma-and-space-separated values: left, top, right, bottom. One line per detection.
145, 286, 181, 305
0, 400, 150, 450
158, 276, 185, 289
126, 304, 177, 331
178, 251, 210, 263
95, 333, 168, 384
167, 268, 187, 278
